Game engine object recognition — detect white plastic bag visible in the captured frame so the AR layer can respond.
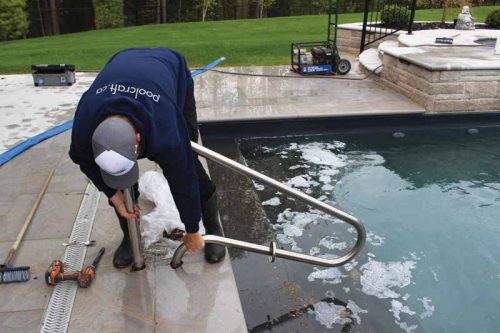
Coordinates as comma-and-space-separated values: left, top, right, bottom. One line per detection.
139, 171, 186, 248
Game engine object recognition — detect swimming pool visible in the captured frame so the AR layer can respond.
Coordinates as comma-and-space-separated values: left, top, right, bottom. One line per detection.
202, 114, 500, 332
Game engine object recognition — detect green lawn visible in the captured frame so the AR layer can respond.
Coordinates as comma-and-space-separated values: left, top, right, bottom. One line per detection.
0, 6, 498, 74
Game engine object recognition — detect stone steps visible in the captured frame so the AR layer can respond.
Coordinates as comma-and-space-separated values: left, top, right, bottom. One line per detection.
359, 40, 400, 75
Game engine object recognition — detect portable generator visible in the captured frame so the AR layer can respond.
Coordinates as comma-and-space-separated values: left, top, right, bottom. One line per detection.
291, 0, 351, 75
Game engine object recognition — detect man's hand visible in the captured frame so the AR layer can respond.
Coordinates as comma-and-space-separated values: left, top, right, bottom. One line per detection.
183, 232, 205, 252
109, 191, 139, 219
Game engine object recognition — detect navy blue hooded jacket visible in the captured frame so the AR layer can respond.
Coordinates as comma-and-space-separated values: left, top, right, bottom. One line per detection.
69, 48, 201, 233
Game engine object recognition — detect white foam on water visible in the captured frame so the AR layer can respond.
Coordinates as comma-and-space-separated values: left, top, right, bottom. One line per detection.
285, 175, 312, 188
431, 268, 439, 282
319, 168, 342, 176
409, 252, 422, 260
275, 209, 330, 253
301, 148, 346, 168
275, 208, 329, 251
360, 260, 416, 299
389, 300, 416, 321
319, 236, 348, 251
263, 141, 438, 332
276, 233, 303, 252
311, 298, 368, 329
364, 153, 385, 165
262, 197, 281, 206
276, 233, 294, 245
282, 223, 302, 237
312, 302, 351, 328
308, 267, 347, 285
366, 232, 385, 246
343, 259, 358, 272
252, 181, 265, 191
289, 164, 310, 170
277, 208, 324, 229
319, 175, 332, 183
299, 143, 347, 168
310, 246, 320, 256
419, 297, 435, 319
271, 142, 351, 257
260, 146, 275, 152
347, 300, 368, 325
396, 321, 418, 333
324, 141, 346, 150
322, 184, 334, 191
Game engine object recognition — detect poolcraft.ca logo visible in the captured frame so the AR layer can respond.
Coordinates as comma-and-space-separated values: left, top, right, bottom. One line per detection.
95, 83, 160, 103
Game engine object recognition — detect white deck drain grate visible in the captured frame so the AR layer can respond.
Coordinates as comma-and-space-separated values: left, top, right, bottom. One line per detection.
40, 183, 100, 333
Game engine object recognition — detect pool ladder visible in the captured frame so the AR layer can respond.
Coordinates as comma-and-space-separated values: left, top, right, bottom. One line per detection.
170, 142, 366, 269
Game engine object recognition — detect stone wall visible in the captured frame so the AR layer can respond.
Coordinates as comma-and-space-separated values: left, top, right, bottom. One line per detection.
380, 54, 500, 112
337, 27, 398, 55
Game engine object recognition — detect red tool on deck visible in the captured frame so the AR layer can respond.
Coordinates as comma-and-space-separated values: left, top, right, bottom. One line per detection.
45, 248, 105, 288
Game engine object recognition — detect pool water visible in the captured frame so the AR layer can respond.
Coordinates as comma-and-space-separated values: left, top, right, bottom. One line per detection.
229, 126, 500, 332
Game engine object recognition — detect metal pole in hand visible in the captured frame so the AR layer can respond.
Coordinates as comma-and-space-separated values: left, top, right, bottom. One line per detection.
123, 188, 145, 271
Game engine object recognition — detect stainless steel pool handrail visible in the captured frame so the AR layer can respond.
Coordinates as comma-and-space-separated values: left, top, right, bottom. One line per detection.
170, 142, 366, 268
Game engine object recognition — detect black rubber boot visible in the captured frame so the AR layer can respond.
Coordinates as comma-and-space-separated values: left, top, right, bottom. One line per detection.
113, 216, 133, 268
202, 192, 226, 263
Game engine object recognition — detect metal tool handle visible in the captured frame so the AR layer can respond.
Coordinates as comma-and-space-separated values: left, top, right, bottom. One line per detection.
171, 235, 357, 269
4, 168, 55, 265
123, 188, 146, 271
91, 248, 105, 268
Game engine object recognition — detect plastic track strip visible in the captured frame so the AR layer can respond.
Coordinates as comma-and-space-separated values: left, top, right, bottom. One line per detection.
40, 183, 100, 333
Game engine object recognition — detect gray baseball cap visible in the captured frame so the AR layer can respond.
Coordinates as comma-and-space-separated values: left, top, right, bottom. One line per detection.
92, 117, 139, 190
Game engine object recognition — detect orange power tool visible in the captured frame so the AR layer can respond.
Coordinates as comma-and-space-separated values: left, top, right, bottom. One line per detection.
45, 248, 105, 288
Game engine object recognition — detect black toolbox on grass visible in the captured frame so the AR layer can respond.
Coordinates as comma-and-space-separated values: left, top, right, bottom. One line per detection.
31, 64, 76, 86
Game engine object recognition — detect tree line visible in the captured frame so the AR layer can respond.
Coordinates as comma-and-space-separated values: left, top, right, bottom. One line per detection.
1, 0, 497, 41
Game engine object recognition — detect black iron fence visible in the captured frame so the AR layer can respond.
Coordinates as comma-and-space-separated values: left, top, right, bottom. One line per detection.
360, 0, 417, 53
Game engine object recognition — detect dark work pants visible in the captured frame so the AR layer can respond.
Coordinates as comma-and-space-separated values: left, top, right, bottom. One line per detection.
183, 85, 217, 202
110, 85, 216, 217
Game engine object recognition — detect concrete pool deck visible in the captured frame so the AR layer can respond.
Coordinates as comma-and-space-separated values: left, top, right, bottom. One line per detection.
1, 61, 424, 153
0, 131, 246, 333
0, 62, 424, 332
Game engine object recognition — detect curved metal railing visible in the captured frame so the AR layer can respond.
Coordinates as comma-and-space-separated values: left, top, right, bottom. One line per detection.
170, 142, 366, 269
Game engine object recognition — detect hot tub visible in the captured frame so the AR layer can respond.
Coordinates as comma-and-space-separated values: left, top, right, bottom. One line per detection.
378, 29, 500, 113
